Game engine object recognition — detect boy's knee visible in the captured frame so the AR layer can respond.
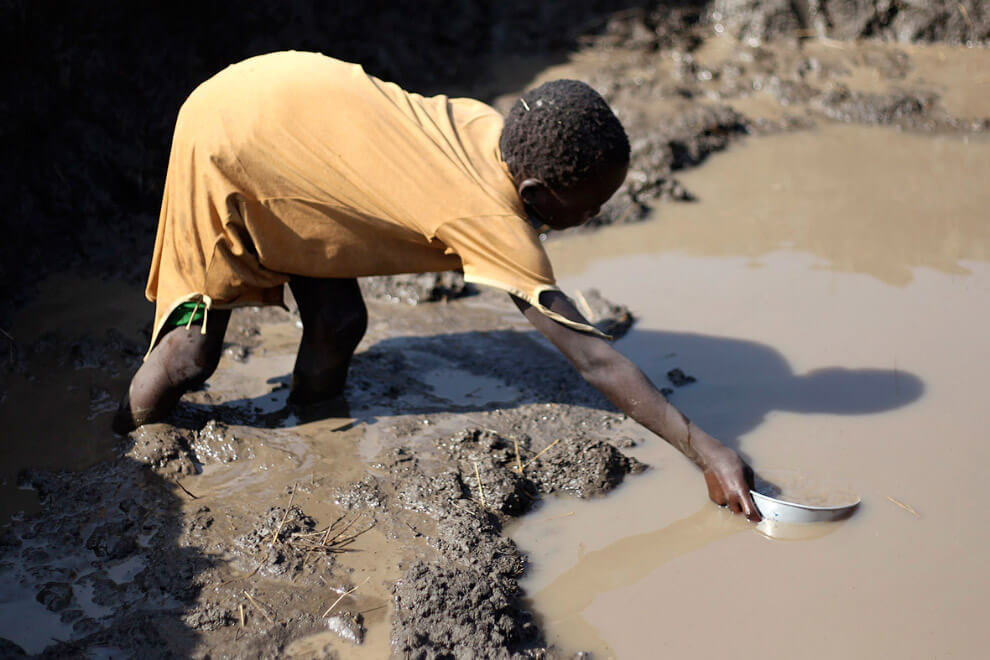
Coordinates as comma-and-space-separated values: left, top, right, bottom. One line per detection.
337, 307, 368, 350
309, 306, 367, 353
162, 327, 223, 388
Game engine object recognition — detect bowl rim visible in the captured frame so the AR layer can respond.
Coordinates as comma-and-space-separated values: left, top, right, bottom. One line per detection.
750, 489, 861, 512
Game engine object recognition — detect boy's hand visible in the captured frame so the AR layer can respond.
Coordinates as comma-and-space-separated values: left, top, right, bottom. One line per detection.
699, 445, 761, 522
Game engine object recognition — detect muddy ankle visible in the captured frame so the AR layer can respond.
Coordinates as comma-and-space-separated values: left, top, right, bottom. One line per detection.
287, 383, 346, 407
289, 366, 348, 407
112, 393, 168, 435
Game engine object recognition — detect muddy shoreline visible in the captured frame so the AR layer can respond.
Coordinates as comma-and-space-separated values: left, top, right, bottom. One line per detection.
3, 4, 990, 658
1, 292, 652, 658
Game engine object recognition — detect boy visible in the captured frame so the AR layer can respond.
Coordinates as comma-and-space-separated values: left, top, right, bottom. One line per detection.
114, 51, 760, 521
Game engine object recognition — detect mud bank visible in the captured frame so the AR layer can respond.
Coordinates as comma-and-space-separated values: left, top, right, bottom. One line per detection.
0, 287, 649, 657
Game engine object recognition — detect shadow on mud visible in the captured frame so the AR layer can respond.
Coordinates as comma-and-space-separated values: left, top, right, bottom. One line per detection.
193, 328, 924, 454
0, 450, 213, 657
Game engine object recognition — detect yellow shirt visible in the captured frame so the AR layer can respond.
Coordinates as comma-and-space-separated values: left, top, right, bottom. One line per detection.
146, 51, 603, 350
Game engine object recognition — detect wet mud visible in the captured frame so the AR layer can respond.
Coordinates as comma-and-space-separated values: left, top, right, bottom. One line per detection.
4, 3, 990, 658
0, 286, 646, 657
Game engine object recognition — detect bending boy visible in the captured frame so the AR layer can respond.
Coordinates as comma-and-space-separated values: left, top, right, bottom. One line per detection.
115, 52, 760, 521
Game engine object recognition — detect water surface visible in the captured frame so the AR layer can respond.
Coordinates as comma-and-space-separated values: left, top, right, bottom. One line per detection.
512, 123, 990, 659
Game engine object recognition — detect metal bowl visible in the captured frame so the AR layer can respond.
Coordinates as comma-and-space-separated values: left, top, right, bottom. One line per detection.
750, 489, 860, 524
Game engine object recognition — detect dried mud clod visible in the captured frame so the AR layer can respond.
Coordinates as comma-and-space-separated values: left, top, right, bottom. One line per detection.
190, 419, 248, 464
360, 271, 474, 305
235, 505, 336, 578
712, 0, 990, 46
667, 368, 697, 387
126, 425, 198, 476
525, 437, 648, 498
125, 420, 257, 481
326, 610, 366, 645
334, 475, 388, 513
392, 561, 541, 658
387, 426, 647, 656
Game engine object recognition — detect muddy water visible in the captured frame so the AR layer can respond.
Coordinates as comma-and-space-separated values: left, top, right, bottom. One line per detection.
0, 276, 148, 520
511, 124, 990, 658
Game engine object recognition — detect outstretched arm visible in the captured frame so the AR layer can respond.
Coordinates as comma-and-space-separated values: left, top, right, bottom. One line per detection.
511, 290, 760, 521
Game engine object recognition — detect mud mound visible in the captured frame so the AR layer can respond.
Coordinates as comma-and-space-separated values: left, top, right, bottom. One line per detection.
374, 425, 646, 656
713, 0, 989, 45
235, 505, 335, 578
359, 272, 475, 305
393, 560, 539, 658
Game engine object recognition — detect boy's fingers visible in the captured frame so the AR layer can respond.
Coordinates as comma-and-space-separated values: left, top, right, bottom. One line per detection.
704, 470, 727, 505
741, 492, 762, 522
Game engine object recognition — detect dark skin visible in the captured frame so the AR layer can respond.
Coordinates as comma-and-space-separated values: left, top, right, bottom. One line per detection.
115, 162, 760, 521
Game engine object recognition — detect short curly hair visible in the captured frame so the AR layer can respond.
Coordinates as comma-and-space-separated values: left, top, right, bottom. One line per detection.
500, 79, 630, 192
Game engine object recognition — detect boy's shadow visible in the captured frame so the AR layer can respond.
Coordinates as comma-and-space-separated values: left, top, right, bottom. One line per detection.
614, 329, 924, 453
187, 328, 923, 453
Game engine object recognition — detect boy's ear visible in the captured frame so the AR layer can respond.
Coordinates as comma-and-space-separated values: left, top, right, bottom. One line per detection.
517, 178, 548, 206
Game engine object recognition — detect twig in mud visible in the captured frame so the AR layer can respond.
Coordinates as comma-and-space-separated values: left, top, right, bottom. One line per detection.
886, 496, 921, 518
173, 479, 199, 500
323, 513, 347, 540
321, 577, 370, 618
819, 36, 849, 49
473, 461, 488, 507
328, 521, 377, 547
239, 603, 246, 627
522, 438, 562, 471
957, 2, 974, 30
218, 559, 264, 587
450, 501, 481, 518
542, 511, 575, 522
269, 482, 298, 548
243, 591, 276, 625
514, 439, 523, 474
321, 513, 364, 547
287, 515, 374, 556
358, 604, 387, 616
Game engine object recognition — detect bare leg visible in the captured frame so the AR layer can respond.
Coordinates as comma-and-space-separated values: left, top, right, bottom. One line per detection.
288, 277, 367, 405
113, 310, 231, 434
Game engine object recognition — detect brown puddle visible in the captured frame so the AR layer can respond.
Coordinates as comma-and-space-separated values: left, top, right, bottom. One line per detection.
511, 123, 990, 658
0, 275, 148, 521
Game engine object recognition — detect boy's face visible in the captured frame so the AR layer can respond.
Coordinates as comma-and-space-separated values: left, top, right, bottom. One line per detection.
518, 164, 628, 231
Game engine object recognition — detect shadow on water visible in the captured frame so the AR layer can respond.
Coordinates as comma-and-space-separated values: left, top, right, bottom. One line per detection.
0, 449, 212, 657
187, 328, 924, 458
